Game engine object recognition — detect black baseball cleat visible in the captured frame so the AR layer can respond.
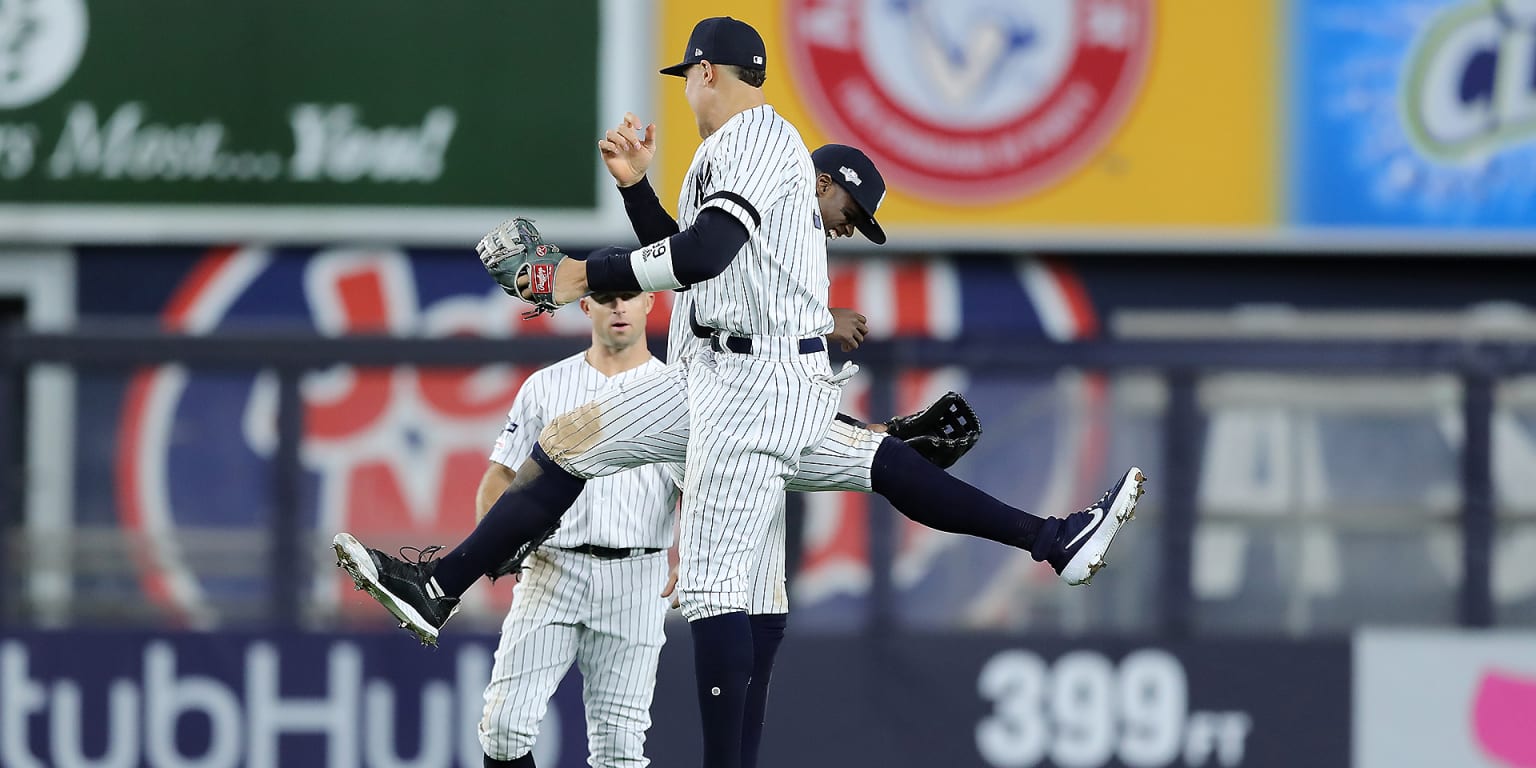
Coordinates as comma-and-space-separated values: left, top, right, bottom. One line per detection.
1047, 468, 1146, 585
333, 533, 460, 646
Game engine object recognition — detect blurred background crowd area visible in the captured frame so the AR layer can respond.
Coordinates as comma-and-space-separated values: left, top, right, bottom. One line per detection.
2, 2, 1534, 767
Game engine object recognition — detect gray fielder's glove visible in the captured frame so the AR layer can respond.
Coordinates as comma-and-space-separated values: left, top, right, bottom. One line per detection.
884, 391, 983, 469
477, 217, 569, 319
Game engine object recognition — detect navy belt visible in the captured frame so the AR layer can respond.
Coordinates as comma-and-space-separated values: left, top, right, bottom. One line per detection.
709, 335, 825, 355
689, 305, 825, 355
565, 544, 664, 560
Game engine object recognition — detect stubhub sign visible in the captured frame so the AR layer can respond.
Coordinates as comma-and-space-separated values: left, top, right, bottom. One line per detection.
0, 632, 578, 768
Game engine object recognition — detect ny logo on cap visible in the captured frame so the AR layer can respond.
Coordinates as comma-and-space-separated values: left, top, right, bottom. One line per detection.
840, 167, 862, 186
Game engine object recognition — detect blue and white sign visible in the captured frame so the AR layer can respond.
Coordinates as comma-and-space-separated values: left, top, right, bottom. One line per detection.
1294, 0, 1536, 229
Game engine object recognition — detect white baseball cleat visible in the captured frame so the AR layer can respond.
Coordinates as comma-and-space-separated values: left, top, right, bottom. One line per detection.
1049, 468, 1146, 586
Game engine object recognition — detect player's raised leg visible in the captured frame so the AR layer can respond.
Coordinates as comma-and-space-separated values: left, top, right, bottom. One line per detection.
788, 404, 1146, 585
334, 365, 691, 644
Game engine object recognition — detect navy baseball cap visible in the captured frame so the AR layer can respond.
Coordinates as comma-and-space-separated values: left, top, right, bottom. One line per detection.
813, 144, 888, 245
660, 17, 767, 77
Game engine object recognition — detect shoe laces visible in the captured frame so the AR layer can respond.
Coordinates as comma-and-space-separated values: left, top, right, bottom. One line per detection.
1079, 484, 1118, 515
399, 545, 444, 565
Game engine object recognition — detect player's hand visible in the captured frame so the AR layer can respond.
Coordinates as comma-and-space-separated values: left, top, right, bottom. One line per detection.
827, 307, 868, 352
660, 564, 680, 609
514, 255, 590, 307
598, 112, 656, 188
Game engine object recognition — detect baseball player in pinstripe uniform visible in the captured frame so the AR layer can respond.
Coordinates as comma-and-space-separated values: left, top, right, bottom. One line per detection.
335, 16, 1143, 768
470, 152, 949, 768
474, 290, 676, 767
470, 294, 938, 768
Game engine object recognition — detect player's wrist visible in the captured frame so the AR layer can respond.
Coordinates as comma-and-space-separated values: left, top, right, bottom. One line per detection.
617, 175, 654, 195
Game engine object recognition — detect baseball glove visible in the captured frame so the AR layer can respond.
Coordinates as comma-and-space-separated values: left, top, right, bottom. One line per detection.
884, 391, 983, 469
486, 522, 561, 582
477, 217, 569, 318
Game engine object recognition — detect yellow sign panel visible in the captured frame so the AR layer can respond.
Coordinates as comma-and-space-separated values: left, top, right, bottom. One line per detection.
650, 0, 1276, 235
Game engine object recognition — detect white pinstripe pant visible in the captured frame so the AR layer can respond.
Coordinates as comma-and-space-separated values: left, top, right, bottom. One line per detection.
666, 414, 881, 615
479, 548, 669, 765
545, 349, 860, 620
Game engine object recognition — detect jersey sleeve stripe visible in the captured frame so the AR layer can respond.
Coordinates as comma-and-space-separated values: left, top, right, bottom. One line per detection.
702, 191, 761, 229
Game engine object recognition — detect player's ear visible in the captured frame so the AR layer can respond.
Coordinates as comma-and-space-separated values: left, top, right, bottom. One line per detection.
579, 296, 592, 316
815, 173, 831, 196
641, 292, 655, 314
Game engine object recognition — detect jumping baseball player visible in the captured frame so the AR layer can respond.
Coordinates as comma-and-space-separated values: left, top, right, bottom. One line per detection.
335, 16, 1143, 768
472, 291, 969, 768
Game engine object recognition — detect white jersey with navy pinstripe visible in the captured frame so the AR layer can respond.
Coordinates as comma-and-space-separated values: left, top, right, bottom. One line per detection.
480, 351, 678, 764
676, 104, 833, 339
490, 352, 677, 549
665, 290, 703, 365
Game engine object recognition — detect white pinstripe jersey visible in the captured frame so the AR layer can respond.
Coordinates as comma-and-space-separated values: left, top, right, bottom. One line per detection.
665, 290, 704, 365
677, 104, 833, 339
489, 352, 678, 549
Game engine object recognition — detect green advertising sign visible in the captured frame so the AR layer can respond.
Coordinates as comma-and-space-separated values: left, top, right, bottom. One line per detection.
0, 0, 643, 244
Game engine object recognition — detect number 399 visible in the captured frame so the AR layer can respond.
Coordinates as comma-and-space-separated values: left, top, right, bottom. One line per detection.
976, 649, 1188, 768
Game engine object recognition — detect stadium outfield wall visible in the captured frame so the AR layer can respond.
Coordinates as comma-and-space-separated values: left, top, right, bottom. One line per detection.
2, 628, 1530, 768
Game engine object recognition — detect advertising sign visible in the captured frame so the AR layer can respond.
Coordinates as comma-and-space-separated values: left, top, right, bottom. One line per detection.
0, 0, 645, 244
653, 0, 1279, 246
1294, 0, 1536, 232
0, 631, 585, 768
1355, 630, 1536, 768
0, 630, 1352, 768
646, 634, 1353, 768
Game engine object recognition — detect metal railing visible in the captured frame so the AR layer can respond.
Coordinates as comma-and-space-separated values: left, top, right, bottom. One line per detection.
3, 330, 1534, 634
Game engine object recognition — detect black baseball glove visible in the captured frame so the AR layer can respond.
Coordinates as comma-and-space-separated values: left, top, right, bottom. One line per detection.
486, 522, 561, 582
883, 391, 983, 469
476, 217, 571, 319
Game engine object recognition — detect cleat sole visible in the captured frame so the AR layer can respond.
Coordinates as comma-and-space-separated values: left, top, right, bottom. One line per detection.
332, 533, 440, 646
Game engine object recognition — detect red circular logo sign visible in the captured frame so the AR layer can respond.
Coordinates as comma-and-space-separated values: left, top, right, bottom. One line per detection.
784, 0, 1152, 203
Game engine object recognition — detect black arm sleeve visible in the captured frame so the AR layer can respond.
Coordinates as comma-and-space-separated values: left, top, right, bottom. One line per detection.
667, 207, 749, 285
584, 207, 749, 292
617, 176, 680, 244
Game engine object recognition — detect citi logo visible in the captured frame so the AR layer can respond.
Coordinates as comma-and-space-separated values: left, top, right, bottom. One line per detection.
1403, 0, 1536, 161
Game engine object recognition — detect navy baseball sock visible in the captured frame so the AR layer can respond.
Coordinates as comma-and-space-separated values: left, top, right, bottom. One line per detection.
871, 436, 1045, 549
742, 612, 787, 768
483, 754, 534, 767
432, 444, 584, 597
691, 611, 754, 768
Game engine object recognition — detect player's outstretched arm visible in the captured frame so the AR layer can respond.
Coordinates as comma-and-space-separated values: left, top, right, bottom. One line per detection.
582, 208, 750, 293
